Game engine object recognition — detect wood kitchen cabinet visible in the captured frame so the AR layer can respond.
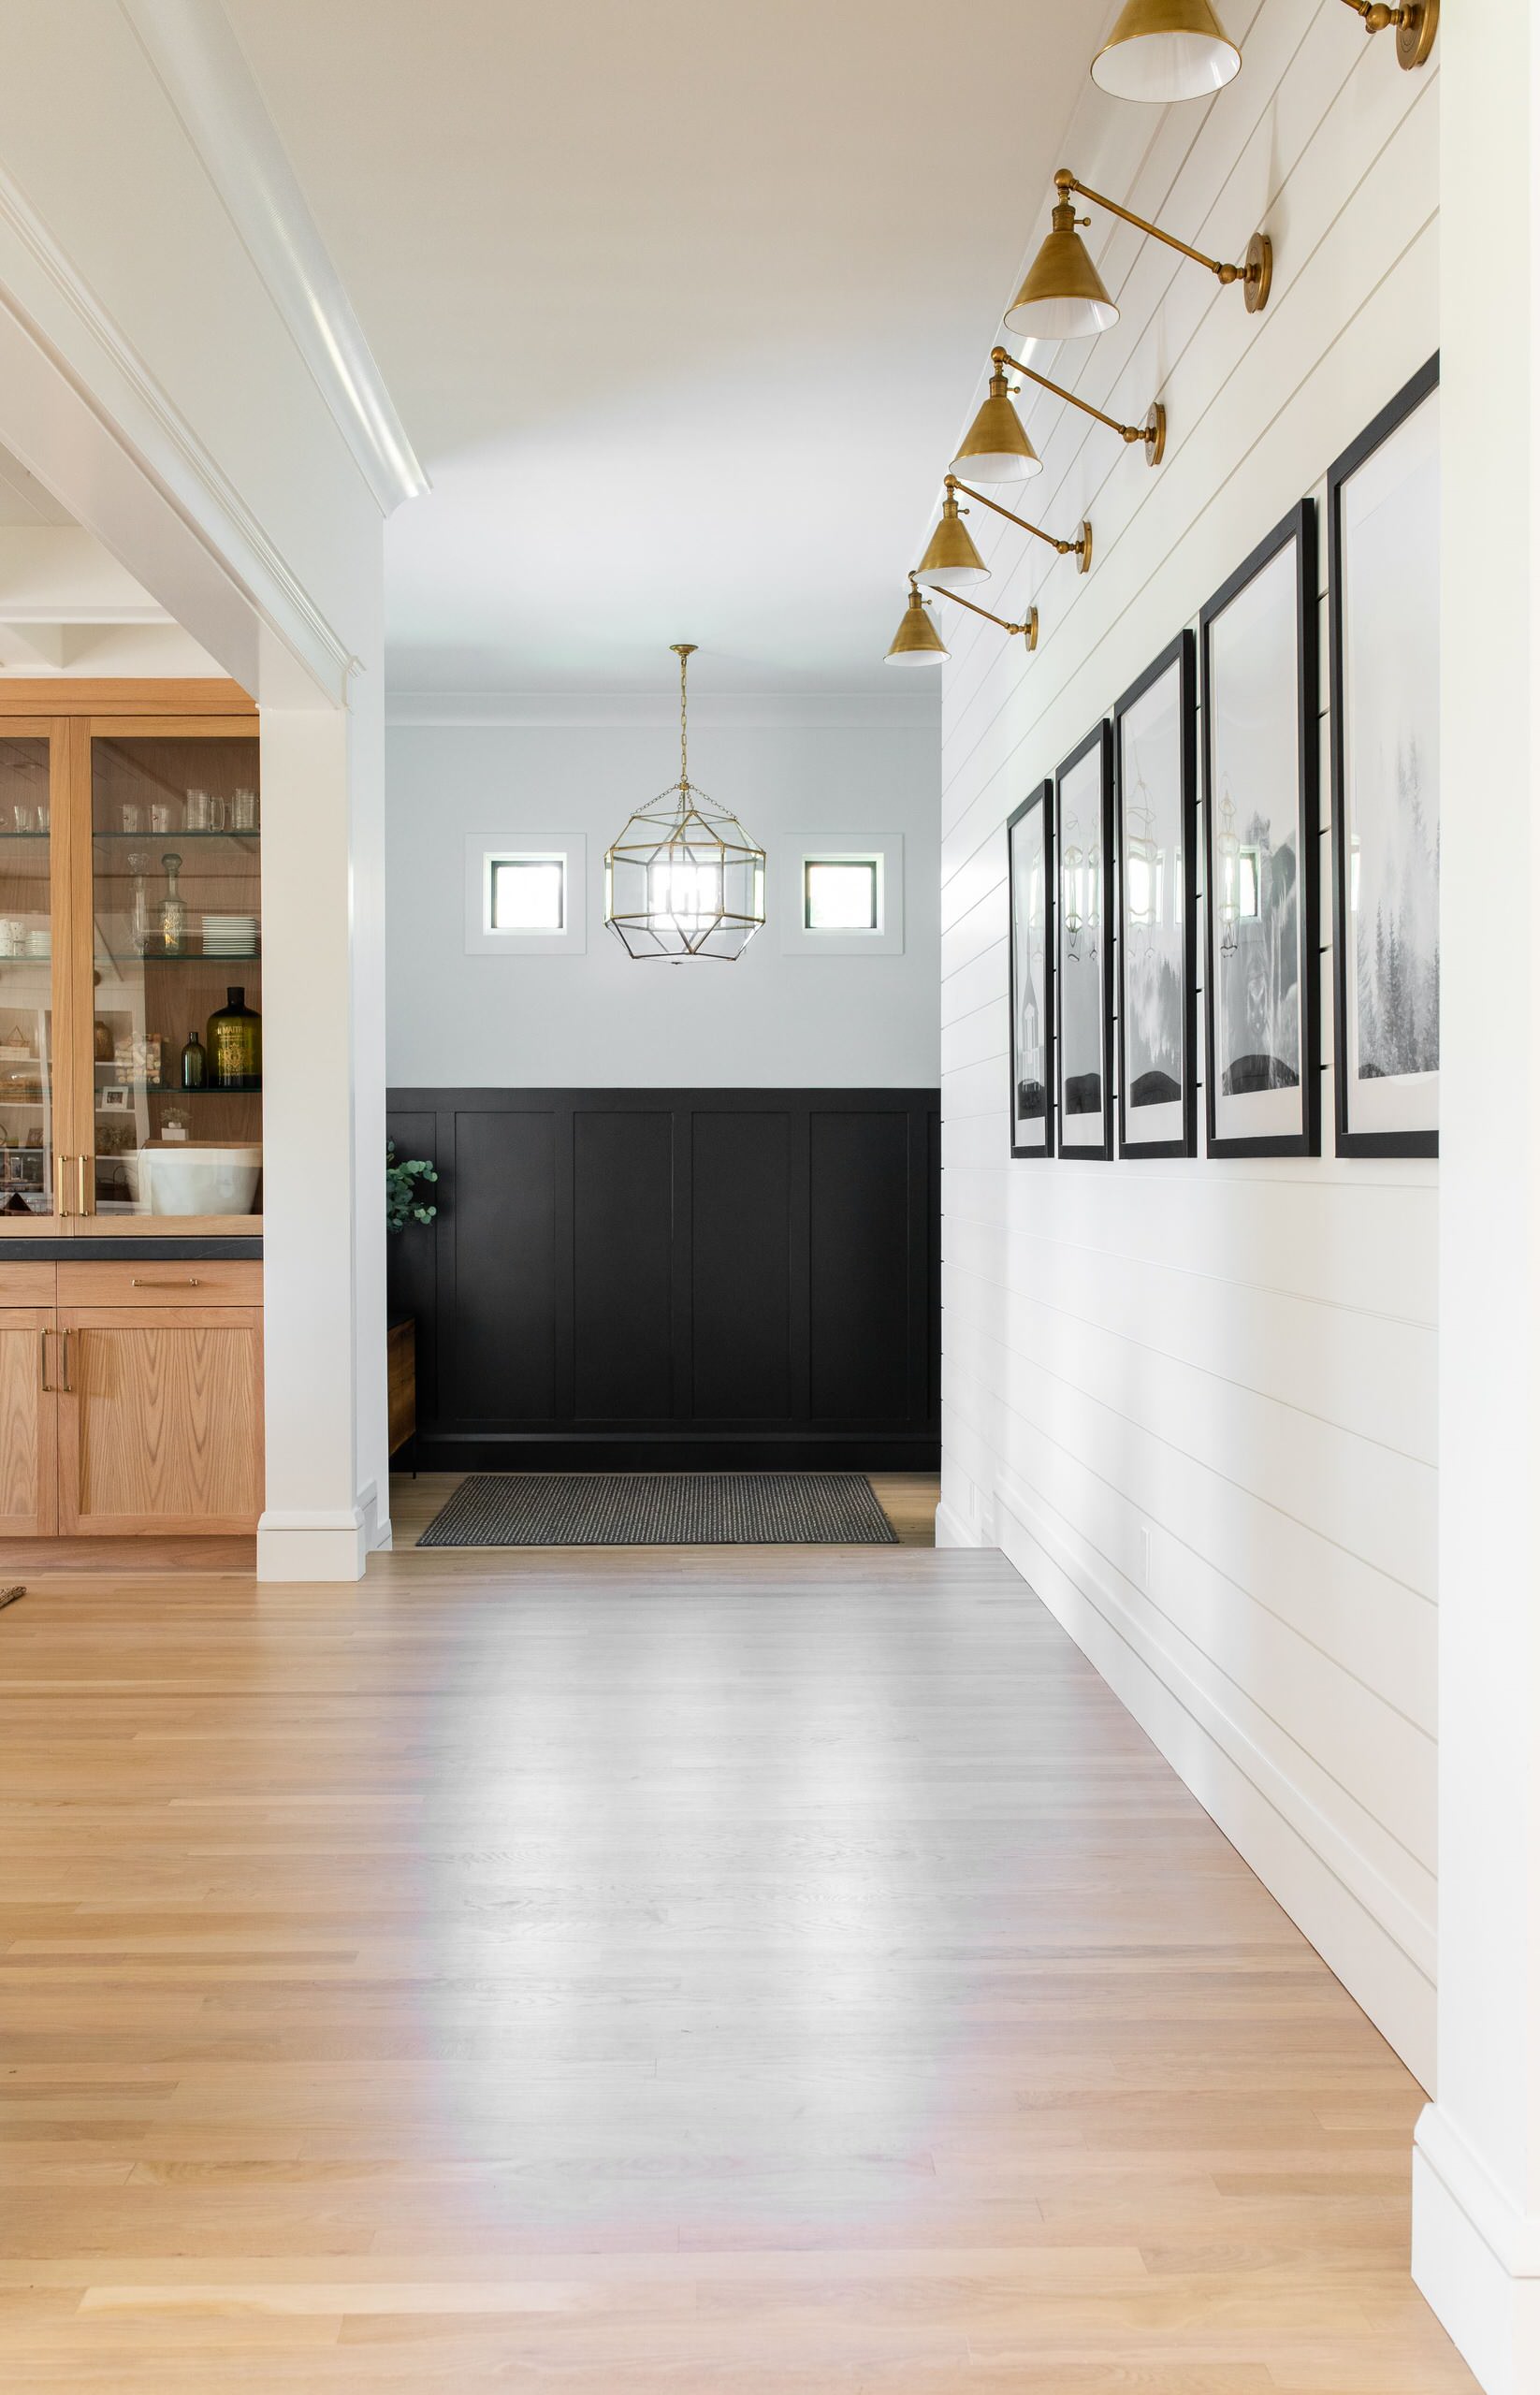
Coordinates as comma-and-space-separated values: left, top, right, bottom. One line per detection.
0, 1306, 58, 1534
0, 680, 262, 1239
0, 1258, 263, 1537
55, 1309, 263, 1534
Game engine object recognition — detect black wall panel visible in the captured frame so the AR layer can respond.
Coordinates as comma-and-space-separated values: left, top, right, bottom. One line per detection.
386, 1087, 939, 1472
809, 1110, 910, 1423
574, 1109, 674, 1422
690, 1110, 792, 1422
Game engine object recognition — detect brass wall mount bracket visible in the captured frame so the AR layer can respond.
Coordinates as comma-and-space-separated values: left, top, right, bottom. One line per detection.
1342, 0, 1438, 69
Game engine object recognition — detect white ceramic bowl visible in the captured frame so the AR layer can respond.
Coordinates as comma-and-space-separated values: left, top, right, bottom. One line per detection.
138, 1141, 262, 1217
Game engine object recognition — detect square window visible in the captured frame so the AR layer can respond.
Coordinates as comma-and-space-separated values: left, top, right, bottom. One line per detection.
804, 858, 879, 933
490, 855, 565, 932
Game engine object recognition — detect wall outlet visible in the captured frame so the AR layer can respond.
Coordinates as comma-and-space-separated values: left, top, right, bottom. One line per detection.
1140, 1525, 1153, 1589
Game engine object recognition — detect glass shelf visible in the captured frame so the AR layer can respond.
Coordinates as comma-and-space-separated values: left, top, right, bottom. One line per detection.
93, 829, 260, 843
98, 1083, 262, 1097
0, 831, 50, 841
101, 951, 261, 965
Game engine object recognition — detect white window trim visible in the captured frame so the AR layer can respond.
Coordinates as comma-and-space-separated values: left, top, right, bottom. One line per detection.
464, 830, 588, 955
778, 833, 904, 955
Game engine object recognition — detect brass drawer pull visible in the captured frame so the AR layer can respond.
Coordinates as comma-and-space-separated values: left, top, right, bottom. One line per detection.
55, 1153, 70, 1217
77, 1154, 91, 1217
38, 1328, 52, 1392
130, 1276, 201, 1287
59, 1328, 72, 1394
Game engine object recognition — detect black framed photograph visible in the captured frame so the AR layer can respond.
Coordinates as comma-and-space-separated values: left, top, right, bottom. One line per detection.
1114, 631, 1198, 1158
1007, 779, 1053, 1158
1328, 355, 1439, 1157
1199, 500, 1320, 1158
1054, 723, 1114, 1161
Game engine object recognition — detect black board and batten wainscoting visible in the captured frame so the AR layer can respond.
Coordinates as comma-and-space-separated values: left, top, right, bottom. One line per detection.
386, 1089, 940, 1472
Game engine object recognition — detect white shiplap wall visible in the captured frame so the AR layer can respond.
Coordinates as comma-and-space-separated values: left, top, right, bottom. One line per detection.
938, 0, 1438, 2083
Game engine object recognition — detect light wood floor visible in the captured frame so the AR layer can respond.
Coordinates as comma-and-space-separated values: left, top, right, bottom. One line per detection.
0, 1537, 1472, 2389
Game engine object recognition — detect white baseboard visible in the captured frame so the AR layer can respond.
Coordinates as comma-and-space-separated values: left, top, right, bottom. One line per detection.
934, 1498, 978, 1548
255, 1507, 367, 1582
1414, 2105, 1540, 2395
992, 1473, 1436, 2085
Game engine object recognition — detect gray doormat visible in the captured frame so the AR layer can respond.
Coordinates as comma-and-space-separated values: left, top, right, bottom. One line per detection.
417, 1472, 899, 1548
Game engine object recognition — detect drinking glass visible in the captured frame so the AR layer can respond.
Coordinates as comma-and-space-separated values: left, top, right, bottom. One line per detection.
121, 802, 145, 834
150, 801, 176, 834
183, 789, 211, 832
232, 788, 258, 832
207, 795, 228, 833
11, 803, 33, 834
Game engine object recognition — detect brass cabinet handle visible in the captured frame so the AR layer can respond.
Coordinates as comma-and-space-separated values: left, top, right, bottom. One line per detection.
76, 1154, 91, 1216
55, 1153, 71, 1217
60, 1328, 73, 1394
38, 1328, 52, 1392
130, 1276, 200, 1287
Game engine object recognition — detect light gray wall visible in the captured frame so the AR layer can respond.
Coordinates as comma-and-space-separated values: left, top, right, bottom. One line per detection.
385, 711, 940, 1087
939, 2, 1437, 2083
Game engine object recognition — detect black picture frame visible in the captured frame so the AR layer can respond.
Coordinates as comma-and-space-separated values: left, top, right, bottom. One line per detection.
1199, 499, 1320, 1159
1328, 354, 1440, 1159
1054, 722, 1115, 1163
1007, 779, 1054, 1159
1114, 630, 1198, 1159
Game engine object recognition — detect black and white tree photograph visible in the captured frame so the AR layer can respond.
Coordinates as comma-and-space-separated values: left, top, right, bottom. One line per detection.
1055, 724, 1114, 1161
1329, 357, 1439, 1155
1007, 780, 1053, 1158
1201, 502, 1320, 1158
1115, 631, 1197, 1157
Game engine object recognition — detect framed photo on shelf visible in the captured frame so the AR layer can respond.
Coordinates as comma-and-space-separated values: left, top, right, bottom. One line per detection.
1199, 500, 1320, 1158
1114, 630, 1198, 1158
1328, 355, 1439, 1157
1055, 723, 1114, 1161
1007, 779, 1053, 1158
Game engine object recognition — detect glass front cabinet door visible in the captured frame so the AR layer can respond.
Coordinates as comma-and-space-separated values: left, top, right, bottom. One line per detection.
0, 729, 63, 1224
0, 693, 261, 1238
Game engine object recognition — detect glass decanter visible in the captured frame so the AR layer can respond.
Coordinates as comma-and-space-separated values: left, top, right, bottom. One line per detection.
158, 852, 188, 956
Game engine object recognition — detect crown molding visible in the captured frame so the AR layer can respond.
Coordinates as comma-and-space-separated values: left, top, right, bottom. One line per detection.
0, 154, 355, 704
385, 689, 943, 732
121, 0, 429, 516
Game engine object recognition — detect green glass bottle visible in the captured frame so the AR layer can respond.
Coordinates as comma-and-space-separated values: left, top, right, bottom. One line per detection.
206, 986, 261, 1092
181, 1029, 207, 1090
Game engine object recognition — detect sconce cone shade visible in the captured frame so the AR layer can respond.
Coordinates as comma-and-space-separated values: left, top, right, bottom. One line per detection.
1005, 202, 1119, 341
1092, 0, 1241, 102
885, 588, 949, 667
951, 372, 1042, 483
914, 495, 989, 591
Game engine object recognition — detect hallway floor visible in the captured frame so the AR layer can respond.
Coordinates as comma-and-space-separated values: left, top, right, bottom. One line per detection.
0, 1539, 1472, 2389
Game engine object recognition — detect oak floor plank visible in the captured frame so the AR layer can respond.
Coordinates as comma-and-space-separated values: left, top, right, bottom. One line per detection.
0, 1530, 1472, 2388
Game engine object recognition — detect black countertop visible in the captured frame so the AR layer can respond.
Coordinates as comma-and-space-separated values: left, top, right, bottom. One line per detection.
3, 1236, 262, 1260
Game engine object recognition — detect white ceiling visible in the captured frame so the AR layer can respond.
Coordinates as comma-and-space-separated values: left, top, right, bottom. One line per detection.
223, 0, 1103, 698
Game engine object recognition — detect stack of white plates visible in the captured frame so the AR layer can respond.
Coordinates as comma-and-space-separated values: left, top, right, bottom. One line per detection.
200, 913, 258, 957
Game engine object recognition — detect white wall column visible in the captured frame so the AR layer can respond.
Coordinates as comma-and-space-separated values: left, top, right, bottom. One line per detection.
256, 699, 374, 1580
1412, 7, 1540, 2388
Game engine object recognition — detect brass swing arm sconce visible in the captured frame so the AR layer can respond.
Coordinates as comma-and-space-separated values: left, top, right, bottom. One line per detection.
949, 474, 1093, 576
915, 573, 1039, 650
1055, 167, 1271, 312
992, 343, 1166, 468
1340, 0, 1438, 70
1016, 167, 1271, 328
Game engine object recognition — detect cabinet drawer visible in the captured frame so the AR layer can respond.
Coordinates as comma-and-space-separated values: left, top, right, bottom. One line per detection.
0, 1258, 57, 1303
55, 1258, 263, 1309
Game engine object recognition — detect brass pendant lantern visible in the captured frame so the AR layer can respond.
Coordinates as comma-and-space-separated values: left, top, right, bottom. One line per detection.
604, 645, 765, 963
